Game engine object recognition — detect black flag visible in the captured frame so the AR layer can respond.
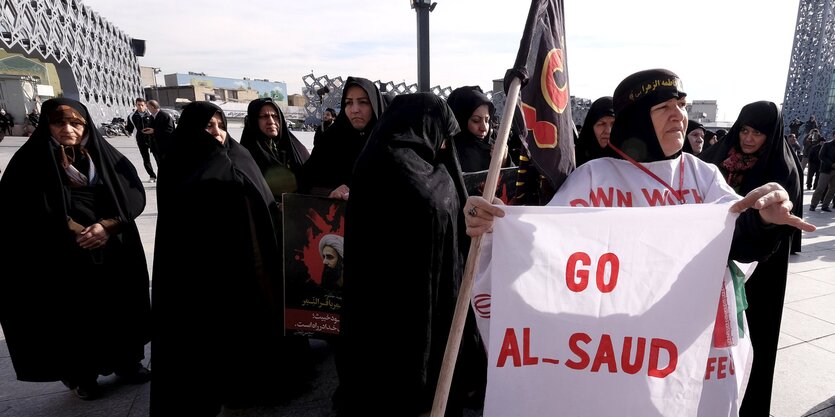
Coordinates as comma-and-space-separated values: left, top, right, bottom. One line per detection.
508, 0, 574, 198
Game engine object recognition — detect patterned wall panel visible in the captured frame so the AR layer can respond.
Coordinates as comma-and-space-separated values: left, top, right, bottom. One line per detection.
0, 0, 142, 124
301, 72, 588, 132
783, 0, 835, 135
301, 72, 512, 127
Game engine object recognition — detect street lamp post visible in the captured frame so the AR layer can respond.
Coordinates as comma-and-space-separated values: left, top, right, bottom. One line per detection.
152, 67, 161, 101
410, 0, 437, 92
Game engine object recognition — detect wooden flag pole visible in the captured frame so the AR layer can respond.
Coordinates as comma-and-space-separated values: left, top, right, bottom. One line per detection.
430, 76, 523, 417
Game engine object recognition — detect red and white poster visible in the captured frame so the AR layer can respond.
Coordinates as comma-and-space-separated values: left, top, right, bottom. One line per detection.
482, 203, 739, 416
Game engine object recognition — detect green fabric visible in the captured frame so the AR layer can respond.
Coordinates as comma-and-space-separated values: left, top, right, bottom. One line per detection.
729, 261, 748, 337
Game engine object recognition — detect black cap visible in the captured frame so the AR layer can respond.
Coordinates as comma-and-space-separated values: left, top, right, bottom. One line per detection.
613, 69, 686, 116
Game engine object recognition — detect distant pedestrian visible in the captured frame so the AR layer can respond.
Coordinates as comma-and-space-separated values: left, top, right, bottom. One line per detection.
0, 108, 13, 138
313, 107, 337, 147
0, 98, 152, 401
804, 115, 820, 138
810, 132, 835, 212
143, 100, 175, 161
788, 116, 803, 137
24, 107, 39, 136
806, 135, 823, 191
125, 97, 159, 182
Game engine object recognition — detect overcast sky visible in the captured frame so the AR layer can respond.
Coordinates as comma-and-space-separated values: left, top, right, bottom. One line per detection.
81, 0, 800, 122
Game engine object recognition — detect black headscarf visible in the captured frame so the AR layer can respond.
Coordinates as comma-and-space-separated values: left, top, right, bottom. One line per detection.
575, 96, 616, 166
610, 69, 687, 162
240, 98, 310, 197
152, 101, 288, 414
682, 120, 706, 155
0, 97, 150, 382
447, 85, 495, 172
338, 93, 476, 415
298, 76, 386, 194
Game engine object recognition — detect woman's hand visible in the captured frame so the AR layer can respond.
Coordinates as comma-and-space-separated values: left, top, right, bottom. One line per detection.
464, 196, 506, 237
730, 182, 816, 232
328, 184, 350, 201
77, 222, 110, 250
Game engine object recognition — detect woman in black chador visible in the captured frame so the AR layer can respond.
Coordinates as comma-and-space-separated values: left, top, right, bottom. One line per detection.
574, 96, 616, 166
298, 76, 386, 199
0, 98, 151, 401
700, 101, 802, 417
447, 85, 511, 172
151, 102, 292, 415
336, 93, 484, 417
240, 97, 309, 200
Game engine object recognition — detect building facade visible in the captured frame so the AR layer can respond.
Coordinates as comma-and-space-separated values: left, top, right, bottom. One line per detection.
0, 0, 143, 124
783, 0, 835, 134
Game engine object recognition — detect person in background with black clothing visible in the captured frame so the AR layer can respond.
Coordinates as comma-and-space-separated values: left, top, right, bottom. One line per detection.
313, 107, 337, 147
125, 98, 159, 182
0, 108, 13, 138
25, 107, 39, 136
804, 114, 820, 138
789, 116, 803, 137
806, 134, 823, 191
810, 131, 835, 212
0, 98, 152, 401
144, 100, 175, 161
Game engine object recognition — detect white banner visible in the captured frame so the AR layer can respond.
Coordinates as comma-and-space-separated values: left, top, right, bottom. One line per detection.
485, 204, 737, 417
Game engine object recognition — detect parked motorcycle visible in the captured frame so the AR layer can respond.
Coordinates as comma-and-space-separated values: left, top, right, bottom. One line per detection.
101, 117, 128, 137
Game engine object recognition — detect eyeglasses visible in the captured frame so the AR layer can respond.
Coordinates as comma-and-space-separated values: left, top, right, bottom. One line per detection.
259, 113, 280, 120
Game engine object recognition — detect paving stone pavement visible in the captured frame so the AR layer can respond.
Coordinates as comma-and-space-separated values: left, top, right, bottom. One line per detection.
2, 133, 834, 416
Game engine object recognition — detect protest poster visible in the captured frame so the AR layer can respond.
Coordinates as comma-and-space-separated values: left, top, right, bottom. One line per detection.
481, 204, 738, 416
282, 193, 345, 337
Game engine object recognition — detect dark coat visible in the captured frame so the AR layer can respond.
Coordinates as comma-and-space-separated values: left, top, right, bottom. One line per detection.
0, 98, 150, 382
151, 102, 289, 415
150, 108, 176, 159
126, 110, 153, 146
818, 140, 835, 175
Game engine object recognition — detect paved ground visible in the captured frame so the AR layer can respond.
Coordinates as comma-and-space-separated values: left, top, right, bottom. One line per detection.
1, 133, 834, 416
